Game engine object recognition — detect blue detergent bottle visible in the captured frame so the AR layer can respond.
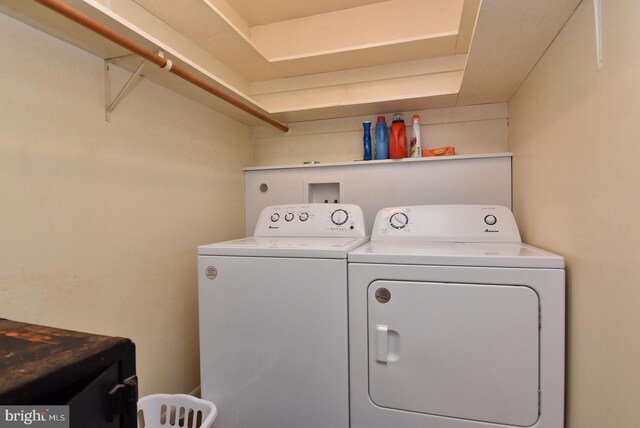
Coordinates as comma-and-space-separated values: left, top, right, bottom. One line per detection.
363, 121, 372, 160
375, 116, 389, 159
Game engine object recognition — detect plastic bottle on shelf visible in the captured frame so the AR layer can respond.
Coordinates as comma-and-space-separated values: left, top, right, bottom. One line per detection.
374, 116, 389, 160
409, 114, 422, 157
363, 121, 372, 161
389, 113, 406, 159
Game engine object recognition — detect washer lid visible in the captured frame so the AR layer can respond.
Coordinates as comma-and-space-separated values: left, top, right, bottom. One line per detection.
199, 236, 369, 259
348, 241, 564, 268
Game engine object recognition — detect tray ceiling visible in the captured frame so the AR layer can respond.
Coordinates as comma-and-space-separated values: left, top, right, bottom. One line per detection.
0, 0, 582, 125
229, 0, 389, 27
132, 0, 472, 80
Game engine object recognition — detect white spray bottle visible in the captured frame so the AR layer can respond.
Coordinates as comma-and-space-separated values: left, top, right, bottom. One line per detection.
409, 114, 422, 157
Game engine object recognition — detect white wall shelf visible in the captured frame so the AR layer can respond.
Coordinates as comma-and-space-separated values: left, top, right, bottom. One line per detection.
244, 152, 512, 171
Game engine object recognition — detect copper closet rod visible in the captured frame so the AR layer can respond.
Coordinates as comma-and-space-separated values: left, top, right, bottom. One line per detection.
34, 0, 289, 132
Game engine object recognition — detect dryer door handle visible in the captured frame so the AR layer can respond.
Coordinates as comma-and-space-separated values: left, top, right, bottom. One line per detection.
375, 324, 389, 363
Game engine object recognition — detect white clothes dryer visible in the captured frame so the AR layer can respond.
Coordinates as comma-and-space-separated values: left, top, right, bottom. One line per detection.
198, 204, 368, 428
348, 205, 565, 428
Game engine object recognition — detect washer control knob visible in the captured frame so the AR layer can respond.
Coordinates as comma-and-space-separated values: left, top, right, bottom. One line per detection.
390, 212, 409, 229
284, 212, 294, 222
484, 214, 497, 226
270, 213, 280, 222
331, 209, 349, 225
299, 212, 309, 222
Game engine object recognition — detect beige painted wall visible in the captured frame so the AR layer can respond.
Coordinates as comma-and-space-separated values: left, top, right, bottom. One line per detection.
0, 14, 251, 396
508, 1, 640, 427
251, 103, 508, 166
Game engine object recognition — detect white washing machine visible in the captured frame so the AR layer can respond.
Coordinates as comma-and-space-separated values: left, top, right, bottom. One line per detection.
198, 203, 368, 428
348, 205, 565, 428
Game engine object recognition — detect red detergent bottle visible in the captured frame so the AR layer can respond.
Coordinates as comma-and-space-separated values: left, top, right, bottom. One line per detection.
389, 113, 406, 159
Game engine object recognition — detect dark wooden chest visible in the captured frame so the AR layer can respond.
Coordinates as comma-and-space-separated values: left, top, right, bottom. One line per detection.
0, 319, 137, 427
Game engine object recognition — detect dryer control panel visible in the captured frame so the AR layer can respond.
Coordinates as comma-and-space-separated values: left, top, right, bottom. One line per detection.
254, 204, 366, 237
372, 205, 521, 243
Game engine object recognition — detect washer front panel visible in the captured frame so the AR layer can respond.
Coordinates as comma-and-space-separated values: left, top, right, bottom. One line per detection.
200, 256, 350, 428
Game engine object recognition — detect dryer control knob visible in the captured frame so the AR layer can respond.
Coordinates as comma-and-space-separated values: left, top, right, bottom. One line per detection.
331, 209, 349, 225
285, 212, 294, 222
484, 214, 497, 226
390, 212, 409, 229
299, 212, 309, 222
270, 213, 280, 222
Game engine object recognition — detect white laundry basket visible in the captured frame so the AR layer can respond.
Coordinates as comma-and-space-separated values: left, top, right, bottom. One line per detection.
137, 393, 217, 428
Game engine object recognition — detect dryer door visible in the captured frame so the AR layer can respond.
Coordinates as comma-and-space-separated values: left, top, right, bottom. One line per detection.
368, 280, 539, 426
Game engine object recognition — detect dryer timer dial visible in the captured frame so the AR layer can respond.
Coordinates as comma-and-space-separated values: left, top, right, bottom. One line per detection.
390, 212, 409, 229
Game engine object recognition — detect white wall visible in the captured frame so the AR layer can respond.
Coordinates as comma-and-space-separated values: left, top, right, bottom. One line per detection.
0, 13, 252, 396
508, 1, 640, 426
251, 103, 507, 166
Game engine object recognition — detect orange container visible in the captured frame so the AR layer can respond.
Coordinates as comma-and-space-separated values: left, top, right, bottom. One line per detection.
422, 146, 455, 157
389, 114, 407, 159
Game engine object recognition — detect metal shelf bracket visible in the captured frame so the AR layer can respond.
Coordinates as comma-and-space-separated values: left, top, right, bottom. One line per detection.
104, 54, 146, 122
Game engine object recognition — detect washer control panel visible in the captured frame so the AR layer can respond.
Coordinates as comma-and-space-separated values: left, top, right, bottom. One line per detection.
255, 204, 366, 237
372, 205, 521, 243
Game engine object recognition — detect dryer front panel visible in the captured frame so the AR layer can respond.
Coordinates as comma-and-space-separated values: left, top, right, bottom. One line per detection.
367, 280, 539, 426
